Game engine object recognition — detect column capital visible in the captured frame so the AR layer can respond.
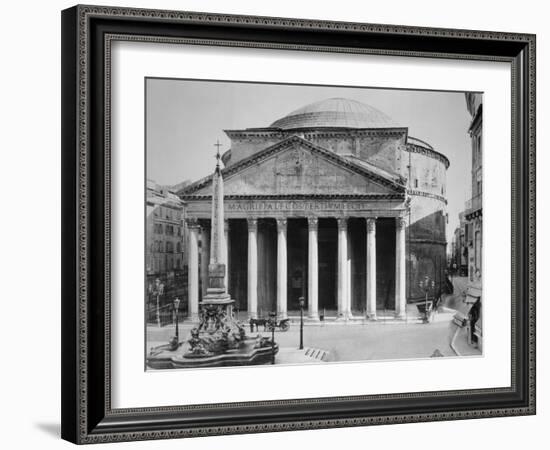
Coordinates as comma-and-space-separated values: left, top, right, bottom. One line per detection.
366, 217, 377, 233
337, 217, 347, 231
199, 218, 211, 230
247, 217, 258, 231
307, 217, 319, 229
396, 216, 407, 230
185, 217, 201, 230
276, 218, 287, 232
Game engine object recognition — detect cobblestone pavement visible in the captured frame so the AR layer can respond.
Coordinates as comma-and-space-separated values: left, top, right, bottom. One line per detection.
443, 276, 471, 314
147, 311, 480, 365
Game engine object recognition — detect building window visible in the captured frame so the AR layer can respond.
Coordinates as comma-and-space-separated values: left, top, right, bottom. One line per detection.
475, 230, 482, 272
414, 179, 418, 188
477, 134, 482, 163
176, 242, 181, 253
476, 169, 482, 196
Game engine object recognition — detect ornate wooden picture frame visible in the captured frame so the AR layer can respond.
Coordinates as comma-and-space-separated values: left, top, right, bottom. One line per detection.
61, 5, 535, 444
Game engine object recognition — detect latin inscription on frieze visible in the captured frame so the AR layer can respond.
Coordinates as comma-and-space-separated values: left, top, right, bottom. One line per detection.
226, 200, 377, 212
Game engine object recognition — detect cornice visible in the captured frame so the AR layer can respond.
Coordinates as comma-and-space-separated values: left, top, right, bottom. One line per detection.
405, 144, 450, 169
225, 128, 408, 139
182, 193, 406, 201
408, 189, 447, 204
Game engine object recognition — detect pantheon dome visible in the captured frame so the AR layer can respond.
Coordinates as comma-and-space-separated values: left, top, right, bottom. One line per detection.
270, 97, 401, 130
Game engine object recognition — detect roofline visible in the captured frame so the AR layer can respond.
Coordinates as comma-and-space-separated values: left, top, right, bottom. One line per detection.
406, 137, 450, 169
468, 103, 483, 133
224, 126, 409, 136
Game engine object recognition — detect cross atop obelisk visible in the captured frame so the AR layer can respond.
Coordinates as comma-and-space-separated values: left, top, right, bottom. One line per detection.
214, 139, 222, 165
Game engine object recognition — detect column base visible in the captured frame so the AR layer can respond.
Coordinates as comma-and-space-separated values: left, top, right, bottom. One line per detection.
335, 312, 354, 321
187, 313, 200, 323
366, 313, 377, 321
394, 312, 407, 321
307, 313, 320, 322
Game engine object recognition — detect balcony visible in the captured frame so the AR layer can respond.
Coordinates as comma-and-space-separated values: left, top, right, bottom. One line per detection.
464, 194, 482, 217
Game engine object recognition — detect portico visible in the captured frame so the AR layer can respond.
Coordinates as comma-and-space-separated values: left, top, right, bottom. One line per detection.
185, 207, 407, 321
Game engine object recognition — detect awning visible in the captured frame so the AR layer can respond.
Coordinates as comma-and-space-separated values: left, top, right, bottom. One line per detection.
465, 286, 482, 304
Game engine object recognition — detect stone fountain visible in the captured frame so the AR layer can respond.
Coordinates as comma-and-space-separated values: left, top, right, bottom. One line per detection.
147, 144, 277, 369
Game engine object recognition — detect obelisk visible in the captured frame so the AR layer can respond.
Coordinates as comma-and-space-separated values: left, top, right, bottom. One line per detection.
202, 141, 231, 303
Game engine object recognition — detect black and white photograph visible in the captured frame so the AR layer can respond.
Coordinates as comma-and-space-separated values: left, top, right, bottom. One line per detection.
1, 0, 543, 447
144, 79, 483, 370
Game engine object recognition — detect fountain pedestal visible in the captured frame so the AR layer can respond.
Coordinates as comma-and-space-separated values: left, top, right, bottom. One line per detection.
147, 264, 277, 369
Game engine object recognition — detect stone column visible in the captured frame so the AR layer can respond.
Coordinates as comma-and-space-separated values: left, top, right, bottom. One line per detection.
395, 217, 407, 319
307, 217, 319, 320
347, 226, 353, 318
366, 218, 377, 320
247, 218, 258, 319
200, 222, 210, 299
276, 218, 288, 319
223, 219, 230, 293
186, 218, 200, 321
337, 218, 350, 319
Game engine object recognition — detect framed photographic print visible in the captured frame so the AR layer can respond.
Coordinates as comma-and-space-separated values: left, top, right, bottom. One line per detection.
61, 5, 536, 444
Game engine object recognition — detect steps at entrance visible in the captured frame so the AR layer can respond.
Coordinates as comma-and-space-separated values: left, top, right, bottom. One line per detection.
304, 347, 329, 361
285, 314, 424, 325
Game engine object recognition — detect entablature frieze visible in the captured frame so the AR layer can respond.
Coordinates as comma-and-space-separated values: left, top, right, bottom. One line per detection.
184, 195, 407, 220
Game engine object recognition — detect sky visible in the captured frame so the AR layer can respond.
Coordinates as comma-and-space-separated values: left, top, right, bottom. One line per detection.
146, 78, 476, 245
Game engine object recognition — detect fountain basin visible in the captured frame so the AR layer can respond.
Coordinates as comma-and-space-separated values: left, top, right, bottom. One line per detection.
147, 338, 278, 369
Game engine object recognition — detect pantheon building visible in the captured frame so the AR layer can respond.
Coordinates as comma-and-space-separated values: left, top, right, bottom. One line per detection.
179, 98, 449, 321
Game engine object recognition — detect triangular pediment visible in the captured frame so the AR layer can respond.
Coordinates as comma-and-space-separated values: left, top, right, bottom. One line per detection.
181, 136, 406, 197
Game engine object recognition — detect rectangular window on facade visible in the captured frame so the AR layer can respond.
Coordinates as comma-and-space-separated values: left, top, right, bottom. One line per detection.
476, 169, 482, 195
475, 230, 482, 272
477, 134, 482, 164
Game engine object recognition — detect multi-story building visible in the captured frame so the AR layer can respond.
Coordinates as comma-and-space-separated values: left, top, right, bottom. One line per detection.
463, 92, 483, 349
145, 179, 187, 316
451, 212, 468, 276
